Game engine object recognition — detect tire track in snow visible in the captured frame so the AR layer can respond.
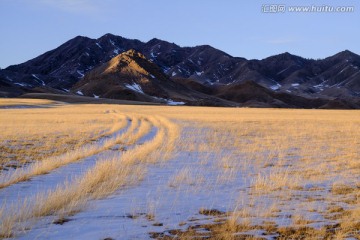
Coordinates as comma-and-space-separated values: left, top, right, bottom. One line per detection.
0, 118, 127, 203
0, 114, 131, 189
0, 115, 162, 238
12, 116, 180, 240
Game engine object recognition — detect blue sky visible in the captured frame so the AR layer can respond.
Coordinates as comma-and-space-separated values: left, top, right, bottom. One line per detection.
0, 0, 359, 68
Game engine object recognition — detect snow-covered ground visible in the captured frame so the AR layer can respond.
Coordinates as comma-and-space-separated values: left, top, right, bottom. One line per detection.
17, 153, 243, 239
3, 128, 126, 195
11, 125, 242, 239
1, 115, 359, 239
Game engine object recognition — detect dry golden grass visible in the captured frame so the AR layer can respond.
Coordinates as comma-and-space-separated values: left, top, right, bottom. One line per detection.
125, 116, 152, 145
0, 100, 359, 239
168, 167, 205, 188
0, 102, 127, 168
0, 101, 182, 237
252, 169, 303, 192
136, 106, 359, 239
0, 113, 131, 189
0, 98, 56, 107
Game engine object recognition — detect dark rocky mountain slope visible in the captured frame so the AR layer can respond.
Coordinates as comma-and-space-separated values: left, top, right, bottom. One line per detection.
0, 33, 359, 108
72, 49, 235, 106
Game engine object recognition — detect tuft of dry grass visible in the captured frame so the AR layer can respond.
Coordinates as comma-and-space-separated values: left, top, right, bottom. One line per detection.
331, 183, 357, 195
251, 170, 303, 192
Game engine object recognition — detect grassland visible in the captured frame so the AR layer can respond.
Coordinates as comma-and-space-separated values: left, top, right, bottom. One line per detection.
0, 99, 125, 169
0, 99, 359, 239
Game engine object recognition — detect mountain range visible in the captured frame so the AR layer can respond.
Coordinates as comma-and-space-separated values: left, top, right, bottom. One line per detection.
1, 33, 359, 108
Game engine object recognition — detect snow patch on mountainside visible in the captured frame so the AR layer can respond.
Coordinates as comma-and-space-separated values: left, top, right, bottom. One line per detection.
76, 70, 84, 78
277, 66, 291, 75
14, 82, 27, 87
270, 84, 281, 90
125, 83, 144, 93
339, 66, 349, 74
32, 74, 45, 86
109, 39, 116, 47
153, 96, 185, 105
167, 99, 185, 105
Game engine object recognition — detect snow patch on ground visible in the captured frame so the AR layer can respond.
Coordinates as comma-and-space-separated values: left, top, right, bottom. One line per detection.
76, 90, 84, 95
93, 94, 99, 99
150, 74, 155, 79
195, 71, 203, 76
291, 83, 300, 87
96, 43, 102, 49
172, 72, 176, 77
125, 83, 144, 94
